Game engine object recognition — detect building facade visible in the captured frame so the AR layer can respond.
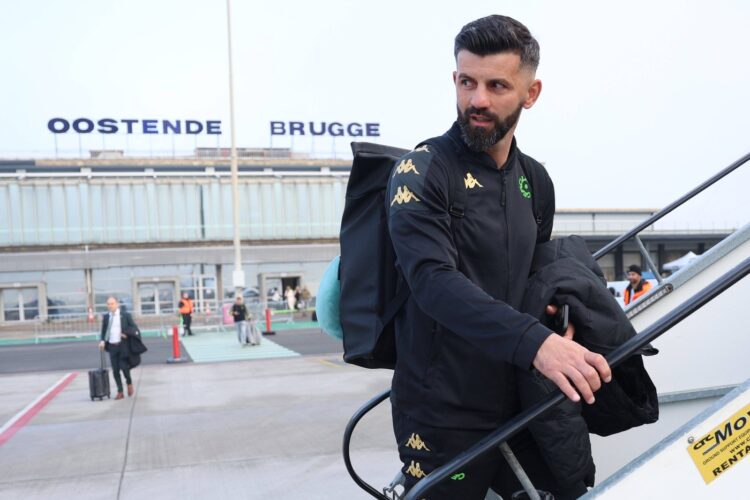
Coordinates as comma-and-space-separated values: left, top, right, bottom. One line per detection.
0, 157, 733, 329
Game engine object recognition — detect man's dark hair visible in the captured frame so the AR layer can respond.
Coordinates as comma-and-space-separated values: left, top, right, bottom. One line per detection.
454, 15, 540, 71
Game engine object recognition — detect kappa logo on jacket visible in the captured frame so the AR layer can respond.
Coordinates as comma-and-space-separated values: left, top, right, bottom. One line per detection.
406, 460, 427, 478
405, 433, 431, 451
464, 173, 483, 189
413, 145, 430, 153
393, 159, 420, 177
391, 186, 421, 206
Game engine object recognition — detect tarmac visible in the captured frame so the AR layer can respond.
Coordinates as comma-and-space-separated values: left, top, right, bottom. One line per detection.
0, 328, 400, 500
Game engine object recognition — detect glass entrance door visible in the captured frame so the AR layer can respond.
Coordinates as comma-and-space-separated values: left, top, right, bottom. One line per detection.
198, 276, 216, 313
137, 282, 176, 315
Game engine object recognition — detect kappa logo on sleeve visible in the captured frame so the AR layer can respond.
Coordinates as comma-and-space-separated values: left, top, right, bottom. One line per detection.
391, 186, 421, 205
464, 173, 483, 189
414, 145, 430, 153
393, 159, 420, 177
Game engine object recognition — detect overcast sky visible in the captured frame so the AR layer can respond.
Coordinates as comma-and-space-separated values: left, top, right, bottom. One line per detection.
1, 0, 748, 221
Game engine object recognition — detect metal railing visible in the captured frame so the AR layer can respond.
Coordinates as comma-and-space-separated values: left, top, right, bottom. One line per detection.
32, 312, 100, 343
30, 310, 227, 343
591, 152, 750, 277
220, 296, 317, 324
590, 152, 748, 319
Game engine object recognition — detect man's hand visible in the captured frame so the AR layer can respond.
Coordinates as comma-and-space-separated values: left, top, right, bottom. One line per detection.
98, 341, 105, 351
533, 327, 612, 405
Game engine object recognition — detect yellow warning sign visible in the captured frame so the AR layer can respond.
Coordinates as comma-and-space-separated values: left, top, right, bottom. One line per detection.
687, 401, 750, 484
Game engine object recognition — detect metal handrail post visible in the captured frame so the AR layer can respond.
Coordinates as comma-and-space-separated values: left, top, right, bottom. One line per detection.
634, 235, 663, 284
499, 442, 541, 500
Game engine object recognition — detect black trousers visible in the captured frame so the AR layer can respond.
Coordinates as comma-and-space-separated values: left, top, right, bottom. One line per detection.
393, 406, 589, 500
182, 313, 192, 335
108, 343, 132, 393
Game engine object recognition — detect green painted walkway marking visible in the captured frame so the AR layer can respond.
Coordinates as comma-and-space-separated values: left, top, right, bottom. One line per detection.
265, 321, 319, 330
180, 330, 299, 363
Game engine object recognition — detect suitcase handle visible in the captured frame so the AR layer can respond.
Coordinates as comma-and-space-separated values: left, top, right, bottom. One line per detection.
100, 348, 106, 370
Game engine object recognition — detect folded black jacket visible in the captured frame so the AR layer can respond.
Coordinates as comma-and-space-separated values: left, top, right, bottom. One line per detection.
518, 235, 659, 488
126, 331, 148, 369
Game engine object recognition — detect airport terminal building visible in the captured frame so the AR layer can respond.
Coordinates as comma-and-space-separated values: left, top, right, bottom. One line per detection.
0, 151, 733, 330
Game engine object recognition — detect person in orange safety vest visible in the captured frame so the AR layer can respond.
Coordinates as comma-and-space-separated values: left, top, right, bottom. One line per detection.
623, 264, 652, 305
179, 292, 194, 336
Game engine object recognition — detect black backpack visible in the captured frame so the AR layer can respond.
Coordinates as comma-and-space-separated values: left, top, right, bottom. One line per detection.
338, 141, 544, 369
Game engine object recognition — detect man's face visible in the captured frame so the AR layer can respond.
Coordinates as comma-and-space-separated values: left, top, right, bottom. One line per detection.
453, 50, 541, 152
627, 272, 641, 286
107, 298, 118, 312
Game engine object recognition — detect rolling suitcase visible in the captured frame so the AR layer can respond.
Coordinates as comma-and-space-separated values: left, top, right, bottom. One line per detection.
89, 350, 111, 401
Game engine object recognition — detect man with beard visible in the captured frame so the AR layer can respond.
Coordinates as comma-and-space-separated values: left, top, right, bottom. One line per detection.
386, 15, 611, 499
624, 264, 652, 305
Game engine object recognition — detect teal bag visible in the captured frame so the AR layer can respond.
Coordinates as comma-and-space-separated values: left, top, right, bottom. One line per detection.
317, 256, 343, 340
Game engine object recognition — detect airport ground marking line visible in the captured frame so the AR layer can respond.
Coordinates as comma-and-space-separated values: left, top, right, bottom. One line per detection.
116, 366, 142, 500
0, 371, 78, 446
318, 359, 343, 369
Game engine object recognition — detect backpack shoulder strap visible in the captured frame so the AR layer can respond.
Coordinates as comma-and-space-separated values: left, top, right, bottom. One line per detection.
415, 138, 466, 222
519, 153, 554, 242
519, 157, 542, 229
415, 137, 466, 271
448, 165, 466, 220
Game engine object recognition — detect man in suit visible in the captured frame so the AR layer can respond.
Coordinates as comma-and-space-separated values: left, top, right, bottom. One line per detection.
98, 296, 138, 400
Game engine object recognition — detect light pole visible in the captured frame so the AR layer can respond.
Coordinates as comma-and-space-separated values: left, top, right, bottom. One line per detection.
226, 0, 244, 298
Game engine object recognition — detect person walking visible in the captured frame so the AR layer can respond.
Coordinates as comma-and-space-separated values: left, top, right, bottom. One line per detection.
231, 296, 249, 345
178, 292, 194, 336
284, 286, 296, 311
98, 296, 139, 400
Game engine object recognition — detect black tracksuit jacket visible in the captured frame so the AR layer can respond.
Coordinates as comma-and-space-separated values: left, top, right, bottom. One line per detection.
387, 123, 555, 429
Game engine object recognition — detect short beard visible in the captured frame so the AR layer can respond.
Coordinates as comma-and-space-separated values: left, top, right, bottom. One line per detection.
457, 103, 523, 152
